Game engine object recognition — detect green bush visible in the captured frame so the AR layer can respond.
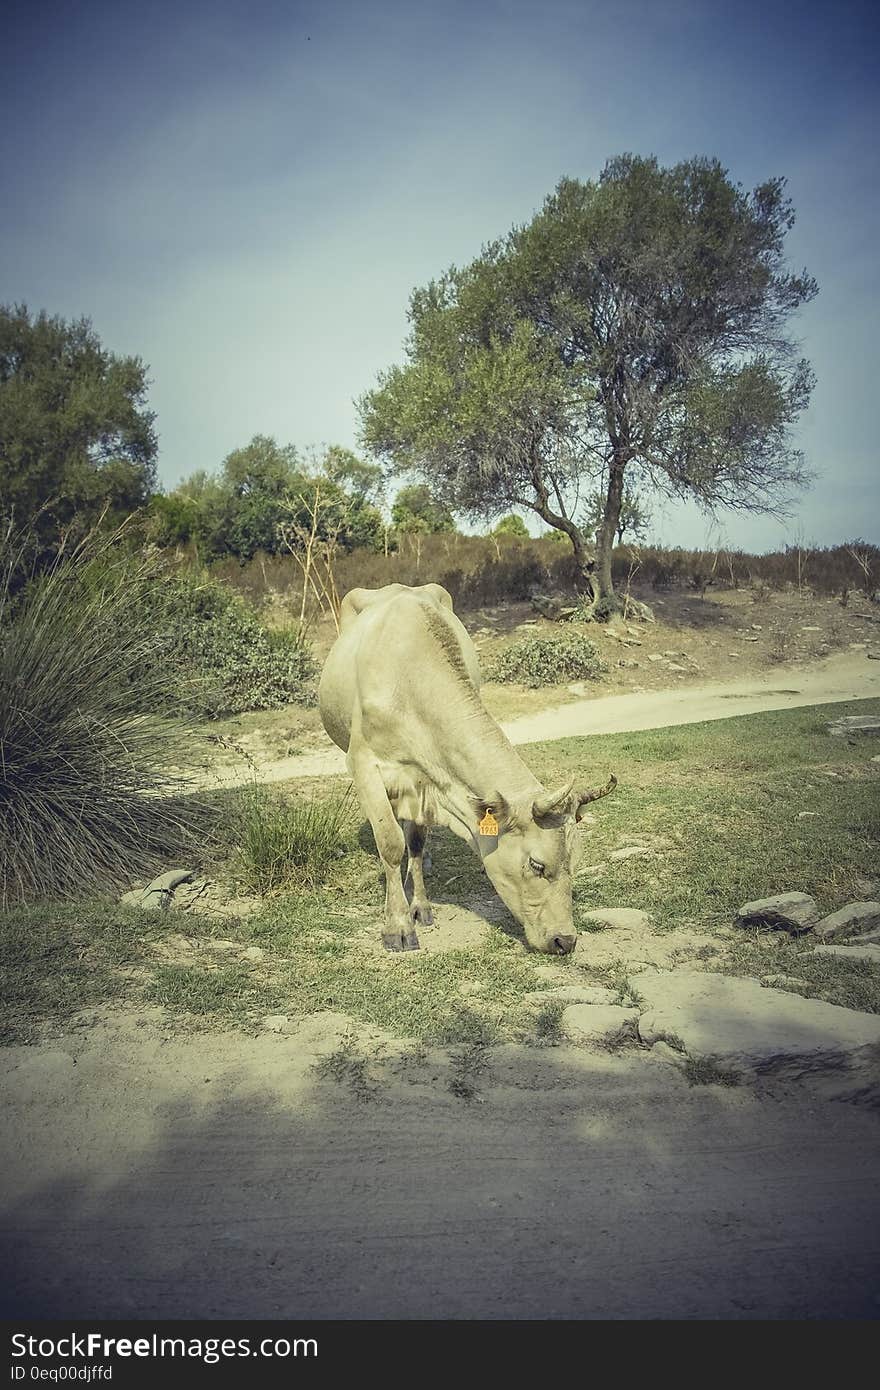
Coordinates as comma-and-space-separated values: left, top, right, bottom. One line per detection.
147, 569, 317, 717
487, 632, 606, 687
233, 785, 354, 894
0, 534, 217, 906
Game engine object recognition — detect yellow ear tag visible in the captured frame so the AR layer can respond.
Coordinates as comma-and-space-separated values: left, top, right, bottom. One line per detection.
479, 809, 499, 837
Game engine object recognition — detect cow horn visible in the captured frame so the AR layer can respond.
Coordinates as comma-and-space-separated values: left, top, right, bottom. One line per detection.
532, 778, 575, 821
575, 774, 618, 820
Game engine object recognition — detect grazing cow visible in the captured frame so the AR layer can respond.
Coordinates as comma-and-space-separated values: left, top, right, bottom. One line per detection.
318, 583, 616, 954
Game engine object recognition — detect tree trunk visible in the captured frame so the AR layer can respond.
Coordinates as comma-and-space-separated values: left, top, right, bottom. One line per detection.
567, 527, 600, 604
592, 457, 626, 617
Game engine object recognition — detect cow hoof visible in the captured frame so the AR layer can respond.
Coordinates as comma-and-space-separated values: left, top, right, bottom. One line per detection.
412, 903, 434, 927
382, 934, 403, 952
403, 931, 420, 951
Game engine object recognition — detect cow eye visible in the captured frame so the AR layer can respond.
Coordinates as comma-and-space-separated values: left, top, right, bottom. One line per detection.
528, 857, 545, 876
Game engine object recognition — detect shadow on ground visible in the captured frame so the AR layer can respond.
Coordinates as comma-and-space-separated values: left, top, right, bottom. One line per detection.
1, 1010, 878, 1320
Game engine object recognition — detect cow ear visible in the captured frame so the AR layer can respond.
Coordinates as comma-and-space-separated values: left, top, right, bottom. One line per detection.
469, 792, 517, 833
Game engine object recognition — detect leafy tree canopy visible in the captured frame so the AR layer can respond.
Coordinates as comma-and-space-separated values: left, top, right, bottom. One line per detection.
156, 438, 383, 561
581, 485, 650, 545
391, 483, 457, 534
322, 445, 384, 504
359, 154, 817, 610
0, 304, 157, 549
492, 513, 530, 537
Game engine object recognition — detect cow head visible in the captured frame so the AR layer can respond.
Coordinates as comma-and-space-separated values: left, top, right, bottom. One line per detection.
472, 775, 617, 954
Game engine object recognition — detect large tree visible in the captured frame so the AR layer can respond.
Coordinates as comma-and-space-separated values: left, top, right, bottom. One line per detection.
158, 437, 384, 561
0, 304, 157, 550
391, 483, 456, 534
359, 155, 817, 614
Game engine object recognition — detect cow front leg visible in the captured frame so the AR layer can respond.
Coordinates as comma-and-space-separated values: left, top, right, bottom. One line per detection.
349, 753, 421, 952
403, 820, 434, 927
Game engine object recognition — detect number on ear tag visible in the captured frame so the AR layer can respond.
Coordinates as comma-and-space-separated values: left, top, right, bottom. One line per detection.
478, 809, 499, 837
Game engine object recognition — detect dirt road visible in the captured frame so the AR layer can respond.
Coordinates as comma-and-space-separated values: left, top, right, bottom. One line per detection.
203, 650, 880, 786
2, 1009, 878, 1320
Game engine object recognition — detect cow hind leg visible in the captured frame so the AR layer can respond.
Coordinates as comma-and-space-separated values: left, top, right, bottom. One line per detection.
349, 753, 421, 952
403, 820, 434, 927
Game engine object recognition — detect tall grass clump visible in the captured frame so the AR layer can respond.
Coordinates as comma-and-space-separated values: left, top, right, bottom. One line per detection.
0, 527, 217, 906
233, 784, 354, 893
487, 632, 606, 687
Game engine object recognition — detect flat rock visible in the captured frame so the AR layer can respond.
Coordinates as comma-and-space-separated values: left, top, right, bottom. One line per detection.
814, 943, 880, 965
632, 970, 880, 1078
525, 985, 616, 1007
650, 1040, 688, 1071
812, 902, 880, 942
290, 1011, 373, 1055
735, 892, 820, 934
120, 869, 195, 911
261, 1014, 292, 1033
531, 964, 574, 985
622, 598, 655, 624
561, 1004, 639, 1045
827, 715, 880, 737
578, 907, 654, 932
761, 975, 811, 991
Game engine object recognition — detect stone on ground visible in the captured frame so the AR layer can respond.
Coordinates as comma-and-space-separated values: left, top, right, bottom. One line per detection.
812, 902, 880, 941
649, 1040, 688, 1071
814, 943, 880, 965
632, 970, 880, 1078
120, 869, 194, 911
734, 892, 819, 934
561, 1004, 639, 1045
525, 985, 616, 1006
579, 907, 654, 932
827, 715, 880, 737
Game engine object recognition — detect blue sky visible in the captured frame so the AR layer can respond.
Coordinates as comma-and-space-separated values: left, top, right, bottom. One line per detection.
3, 0, 878, 549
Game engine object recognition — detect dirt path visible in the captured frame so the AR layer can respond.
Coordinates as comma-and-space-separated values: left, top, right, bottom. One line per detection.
2, 1008, 878, 1320
202, 650, 879, 787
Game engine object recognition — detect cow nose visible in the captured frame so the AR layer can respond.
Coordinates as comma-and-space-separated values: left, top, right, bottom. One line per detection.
553, 933, 577, 955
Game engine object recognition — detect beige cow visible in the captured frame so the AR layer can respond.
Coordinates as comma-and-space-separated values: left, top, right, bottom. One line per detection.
318, 583, 616, 953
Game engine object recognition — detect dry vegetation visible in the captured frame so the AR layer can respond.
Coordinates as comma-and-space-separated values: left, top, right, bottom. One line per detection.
210, 533, 880, 622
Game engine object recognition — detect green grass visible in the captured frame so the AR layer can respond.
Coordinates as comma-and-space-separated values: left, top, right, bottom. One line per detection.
0, 899, 163, 1043
530, 701, 880, 935
715, 931, 880, 1014
532, 999, 566, 1045
231, 784, 355, 893
146, 963, 273, 1019
2, 698, 878, 1045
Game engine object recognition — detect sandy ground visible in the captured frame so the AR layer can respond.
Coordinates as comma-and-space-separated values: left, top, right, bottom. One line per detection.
2, 1009, 879, 1321
199, 648, 880, 787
